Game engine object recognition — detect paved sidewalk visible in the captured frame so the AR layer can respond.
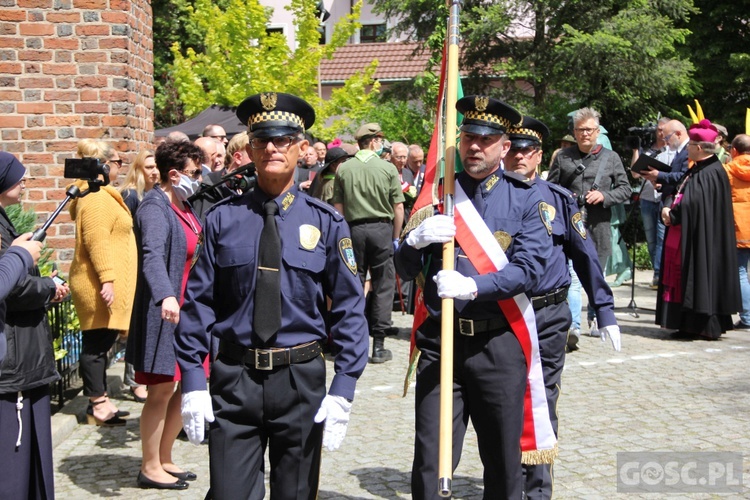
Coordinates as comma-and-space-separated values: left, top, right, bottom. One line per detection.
51, 270, 750, 498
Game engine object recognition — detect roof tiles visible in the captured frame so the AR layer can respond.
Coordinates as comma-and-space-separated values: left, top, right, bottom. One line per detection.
319, 41, 434, 83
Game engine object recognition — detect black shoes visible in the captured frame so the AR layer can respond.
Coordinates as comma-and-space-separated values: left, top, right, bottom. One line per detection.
137, 472, 189, 490
733, 320, 750, 331
370, 337, 393, 363
166, 470, 197, 481
86, 400, 127, 427
130, 386, 147, 403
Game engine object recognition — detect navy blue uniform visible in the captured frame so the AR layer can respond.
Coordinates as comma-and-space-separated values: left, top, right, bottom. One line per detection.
523, 179, 616, 500
175, 184, 369, 499
396, 170, 552, 500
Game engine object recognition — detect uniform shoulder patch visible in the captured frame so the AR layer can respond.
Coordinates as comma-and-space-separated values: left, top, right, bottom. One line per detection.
571, 212, 587, 239
338, 238, 358, 275
538, 202, 556, 236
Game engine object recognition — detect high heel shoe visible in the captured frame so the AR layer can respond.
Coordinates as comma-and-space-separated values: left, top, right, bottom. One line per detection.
137, 472, 189, 490
86, 399, 126, 426
129, 386, 147, 403
166, 469, 197, 481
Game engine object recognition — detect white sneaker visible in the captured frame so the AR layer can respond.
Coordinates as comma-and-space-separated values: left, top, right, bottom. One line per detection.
567, 328, 580, 351
589, 318, 600, 338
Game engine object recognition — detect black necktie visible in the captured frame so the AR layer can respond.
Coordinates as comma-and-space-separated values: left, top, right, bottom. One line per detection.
473, 181, 485, 216
253, 200, 281, 343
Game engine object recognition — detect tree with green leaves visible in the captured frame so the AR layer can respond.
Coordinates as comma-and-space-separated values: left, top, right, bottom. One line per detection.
168, 0, 379, 140
373, 0, 697, 144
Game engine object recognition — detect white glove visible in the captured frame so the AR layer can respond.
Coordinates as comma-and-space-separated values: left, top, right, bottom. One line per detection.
405, 215, 456, 249
313, 394, 352, 451
433, 270, 477, 300
181, 390, 215, 446
600, 325, 622, 352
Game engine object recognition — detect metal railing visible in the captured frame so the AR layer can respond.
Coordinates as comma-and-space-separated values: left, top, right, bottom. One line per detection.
47, 297, 81, 410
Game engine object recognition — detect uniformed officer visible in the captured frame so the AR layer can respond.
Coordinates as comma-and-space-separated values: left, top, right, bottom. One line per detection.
395, 96, 553, 499
175, 92, 369, 499
503, 116, 621, 499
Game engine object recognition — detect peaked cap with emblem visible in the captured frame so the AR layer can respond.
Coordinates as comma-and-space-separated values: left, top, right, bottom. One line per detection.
507, 116, 551, 149
457, 95, 522, 136
236, 92, 316, 139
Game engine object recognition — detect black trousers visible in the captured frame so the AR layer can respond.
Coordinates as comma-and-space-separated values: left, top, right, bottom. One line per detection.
207, 353, 326, 500
0, 385, 54, 500
522, 301, 571, 500
349, 221, 395, 337
80, 328, 119, 398
412, 318, 527, 499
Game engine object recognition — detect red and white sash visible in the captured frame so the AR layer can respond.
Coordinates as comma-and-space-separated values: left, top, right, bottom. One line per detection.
453, 181, 557, 463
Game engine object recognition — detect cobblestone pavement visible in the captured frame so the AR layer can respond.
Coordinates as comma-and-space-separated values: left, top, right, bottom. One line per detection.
52, 270, 750, 498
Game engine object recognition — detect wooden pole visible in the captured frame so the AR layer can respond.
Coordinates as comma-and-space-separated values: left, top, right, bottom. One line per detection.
438, 1, 461, 496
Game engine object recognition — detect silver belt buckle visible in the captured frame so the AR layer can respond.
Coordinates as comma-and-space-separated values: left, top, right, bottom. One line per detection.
254, 349, 274, 370
458, 318, 474, 336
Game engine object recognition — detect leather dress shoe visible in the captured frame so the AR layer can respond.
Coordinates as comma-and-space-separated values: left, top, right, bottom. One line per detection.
137, 472, 189, 490
733, 320, 750, 331
166, 470, 197, 481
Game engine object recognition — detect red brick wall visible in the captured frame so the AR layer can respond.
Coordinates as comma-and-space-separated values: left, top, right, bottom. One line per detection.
0, 0, 153, 272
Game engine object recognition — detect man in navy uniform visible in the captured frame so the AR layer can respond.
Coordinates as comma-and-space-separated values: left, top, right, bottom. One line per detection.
175, 92, 369, 499
396, 96, 552, 499
504, 116, 621, 499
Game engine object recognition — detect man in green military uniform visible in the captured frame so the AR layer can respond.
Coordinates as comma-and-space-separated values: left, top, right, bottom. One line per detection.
333, 123, 405, 362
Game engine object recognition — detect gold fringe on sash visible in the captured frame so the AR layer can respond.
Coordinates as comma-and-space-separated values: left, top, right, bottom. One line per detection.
521, 443, 559, 465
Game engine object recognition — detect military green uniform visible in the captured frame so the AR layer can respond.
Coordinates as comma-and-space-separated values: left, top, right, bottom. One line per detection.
332, 150, 404, 340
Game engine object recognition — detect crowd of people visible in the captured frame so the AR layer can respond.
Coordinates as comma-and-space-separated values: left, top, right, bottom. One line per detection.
0, 89, 747, 499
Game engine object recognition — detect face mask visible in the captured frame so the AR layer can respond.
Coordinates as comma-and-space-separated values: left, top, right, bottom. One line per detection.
375, 144, 384, 156
172, 173, 201, 202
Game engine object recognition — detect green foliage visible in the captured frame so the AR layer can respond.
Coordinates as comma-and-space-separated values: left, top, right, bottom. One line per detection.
669, 0, 750, 136
358, 96, 432, 148
169, 0, 379, 140
634, 242, 653, 270
373, 0, 698, 144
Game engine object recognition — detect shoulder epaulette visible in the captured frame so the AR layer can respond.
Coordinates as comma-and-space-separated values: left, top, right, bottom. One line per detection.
543, 180, 575, 200
302, 193, 344, 222
503, 170, 535, 187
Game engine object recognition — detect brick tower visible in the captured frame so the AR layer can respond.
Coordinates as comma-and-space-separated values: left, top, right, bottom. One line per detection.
0, 0, 154, 270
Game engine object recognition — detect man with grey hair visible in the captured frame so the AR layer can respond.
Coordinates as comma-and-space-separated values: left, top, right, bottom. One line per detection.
548, 107, 631, 341
390, 141, 408, 175
403, 144, 425, 192
202, 124, 228, 146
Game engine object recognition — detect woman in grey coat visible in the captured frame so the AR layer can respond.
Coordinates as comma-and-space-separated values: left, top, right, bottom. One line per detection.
126, 140, 205, 490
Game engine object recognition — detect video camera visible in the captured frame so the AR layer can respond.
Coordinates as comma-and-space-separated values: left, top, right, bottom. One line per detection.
31, 157, 110, 242
625, 122, 657, 150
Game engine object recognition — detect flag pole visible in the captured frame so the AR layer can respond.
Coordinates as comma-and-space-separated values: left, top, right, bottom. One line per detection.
438, 0, 461, 496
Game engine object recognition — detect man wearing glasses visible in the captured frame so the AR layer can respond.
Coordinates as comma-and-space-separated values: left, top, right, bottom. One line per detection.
202, 124, 228, 146
176, 93, 369, 499
639, 119, 690, 206
333, 123, 405, 363
548, 107, 631, 342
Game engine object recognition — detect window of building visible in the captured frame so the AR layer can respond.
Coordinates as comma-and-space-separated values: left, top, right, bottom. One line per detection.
360, 23, 386, 43
266, 26, 284, 37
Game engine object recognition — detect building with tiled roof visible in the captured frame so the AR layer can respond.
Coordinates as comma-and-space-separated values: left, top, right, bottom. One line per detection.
319, 42, 432, 84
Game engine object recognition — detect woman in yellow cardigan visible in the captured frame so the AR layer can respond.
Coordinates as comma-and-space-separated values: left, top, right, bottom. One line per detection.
69, 139, 137, 426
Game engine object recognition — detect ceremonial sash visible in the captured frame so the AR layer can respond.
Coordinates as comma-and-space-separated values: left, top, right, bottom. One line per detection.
453, 182, 558, 464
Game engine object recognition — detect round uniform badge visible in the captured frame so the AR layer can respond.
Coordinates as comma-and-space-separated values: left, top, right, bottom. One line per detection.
299, 224, 321, 250
493, 231, 512, 252
338, 238, 358, 275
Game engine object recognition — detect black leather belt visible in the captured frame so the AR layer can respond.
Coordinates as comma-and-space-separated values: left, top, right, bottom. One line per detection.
218, 340, 322, 371
531, 286, 569, 310
350, 217, 391, 226
455, 316, 509, 336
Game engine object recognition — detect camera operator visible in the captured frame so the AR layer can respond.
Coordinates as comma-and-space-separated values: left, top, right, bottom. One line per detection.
629, 117, 671, 288
548, 108, 631, 334
190, 132, 255, 222
0, 152, 68, 498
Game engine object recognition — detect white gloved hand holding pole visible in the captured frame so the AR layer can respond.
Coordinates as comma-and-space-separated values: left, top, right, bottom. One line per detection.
314, 394, 352, 451
600, 325, 622, 352
433, 270, 478, 301
405, 215, 456, 250
181, 390, 215, 446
